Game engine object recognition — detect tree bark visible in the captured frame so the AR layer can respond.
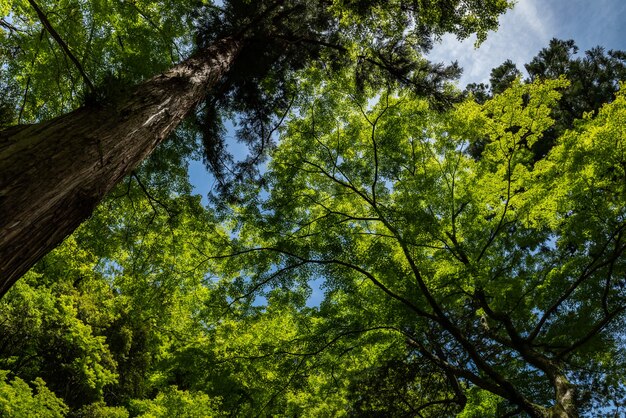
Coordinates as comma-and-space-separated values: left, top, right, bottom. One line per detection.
523, 365, 578, 417
546, 374, 578, 418
0, 36, 242, 297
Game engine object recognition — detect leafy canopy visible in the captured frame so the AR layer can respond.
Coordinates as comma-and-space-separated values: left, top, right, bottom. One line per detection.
1, 59, 625, 417
204, 73, 626, 415
5, 1, 626, 416
0, 0, 199, 123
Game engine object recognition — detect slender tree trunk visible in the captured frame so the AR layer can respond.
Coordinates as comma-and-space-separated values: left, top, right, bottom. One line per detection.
0, 36, 242, 297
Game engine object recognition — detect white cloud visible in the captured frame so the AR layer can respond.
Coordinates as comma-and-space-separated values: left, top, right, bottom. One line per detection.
515, 0, 550, 40
427, 0, 626, 88
426, 0, 555, 86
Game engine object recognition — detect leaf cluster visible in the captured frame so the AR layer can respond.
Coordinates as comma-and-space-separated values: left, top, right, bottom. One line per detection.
466, 38, 626, 159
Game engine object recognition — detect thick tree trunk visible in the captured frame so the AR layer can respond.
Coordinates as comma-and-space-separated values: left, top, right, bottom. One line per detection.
0, 36, 241, 297
546, 374, 578, 418
525, 366, 578, 417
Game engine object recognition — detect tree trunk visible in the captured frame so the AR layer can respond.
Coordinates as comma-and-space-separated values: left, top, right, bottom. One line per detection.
526, 369, 578, 417
547, 374, 578, 418
0, 36, 242, 297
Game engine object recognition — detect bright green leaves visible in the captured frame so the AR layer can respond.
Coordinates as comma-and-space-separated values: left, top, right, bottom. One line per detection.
0, 1, 623, 412
0, 371, 68, 418
0, 151, 220, 412
457, 79, 569, 291
522, 82, 626, 244
207, 73, 626, 414
481, 77, 568, 161
457, 387, 502, 417
227, 76, 566, 313
129, 387, 224, 417
539, 82, 626, 208
515, 85, 626, 357
1, 0, 198, 122
0, 258, 119, 407
0, 0, 11, 17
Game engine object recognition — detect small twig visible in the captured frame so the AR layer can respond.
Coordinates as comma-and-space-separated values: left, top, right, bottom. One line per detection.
18, 29, 45, 123
27, 0, 95, 92
0, 19, 24, 33
131, 172, 174, 218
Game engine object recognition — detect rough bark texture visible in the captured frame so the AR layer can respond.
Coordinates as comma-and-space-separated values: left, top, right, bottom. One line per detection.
547, 374, 578, 418
0, 37, 242, 297
525, 367, 578, 418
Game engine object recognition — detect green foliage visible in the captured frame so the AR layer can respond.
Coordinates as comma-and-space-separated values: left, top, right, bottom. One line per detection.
467, 38, 626, 159
0, 246, 119, 407
3, 61, 625, 416
0, 147, 218, 412
129, 387, 224, 418
73, 402, 129, 418
457, 388, 502, 417
191, 0, 511, 190
1, 0, 198, 122
0, 371, 68, 418
204, 75, 626, 415
3, 1, 626, 416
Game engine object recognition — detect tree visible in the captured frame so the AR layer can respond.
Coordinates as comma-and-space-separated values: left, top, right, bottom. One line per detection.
525, 39, 626, 158
0, 155, 357, 416
487, 59, 522, 95
128, 387, 224, 417
0, 160, 224, 414
0, 370, 68, 418
4, 73, 624, 416
0, 0, 511, 297
467, 38, 626, 159
202, 74, 626, 416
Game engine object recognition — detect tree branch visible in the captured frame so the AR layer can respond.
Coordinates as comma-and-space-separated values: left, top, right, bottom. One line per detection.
528, 223, 626, 342
27, 0, 95, 92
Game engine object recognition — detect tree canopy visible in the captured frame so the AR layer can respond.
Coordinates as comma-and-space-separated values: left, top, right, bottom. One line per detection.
1, 1, 626, 417
200, 72, 626, 416
0, 0, 511, 293
465, 38, 626, 159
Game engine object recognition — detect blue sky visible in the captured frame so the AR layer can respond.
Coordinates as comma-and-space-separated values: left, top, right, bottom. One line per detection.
428, 0, 626, 86
189, 0, 626, 204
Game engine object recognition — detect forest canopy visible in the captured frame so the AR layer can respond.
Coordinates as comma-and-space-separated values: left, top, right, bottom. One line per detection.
1, 0, 626, 417
0, 0, 511, 293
